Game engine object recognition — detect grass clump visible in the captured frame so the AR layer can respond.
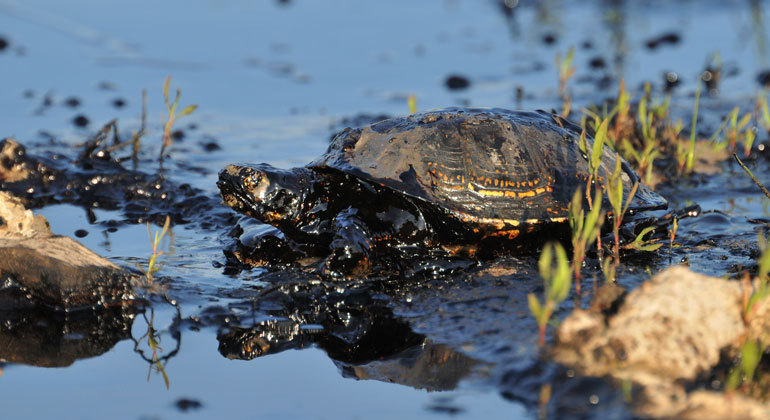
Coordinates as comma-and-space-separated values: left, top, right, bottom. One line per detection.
606, 155, 640, 267
708, 106, 755, 157
529, 242, 571, 347
160, 76, 198, 162
728, 231, 770, 393
684, 76, 702, 174
727, 338, 763, 393
668, 216, 679, 263
408, 94, 417, 114
555, 46, 576, 117
577, 115, 608, 210
568, 187, 604, 294
742, 231, 770, 324
140, 215, 172, 284
620, 87, 662, 185
625, 226, 663, 253
758, 92, 770, 137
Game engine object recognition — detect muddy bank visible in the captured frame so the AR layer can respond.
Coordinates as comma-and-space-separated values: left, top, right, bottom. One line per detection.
0, 136, 228, 229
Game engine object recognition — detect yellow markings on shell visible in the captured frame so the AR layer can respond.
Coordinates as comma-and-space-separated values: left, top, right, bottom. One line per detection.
450, 209, 568, 230
477, 189, 504, 197
462, 183, 553, 198
517, 190, 535, 198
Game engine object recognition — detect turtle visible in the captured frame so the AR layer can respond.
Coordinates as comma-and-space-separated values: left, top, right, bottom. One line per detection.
217, 107, 667, 277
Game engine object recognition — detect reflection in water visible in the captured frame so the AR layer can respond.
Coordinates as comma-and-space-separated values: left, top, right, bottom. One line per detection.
601, 0, 627, 80
499, 0, 521, 39
217, 302, 423, 364
750, 0, 769, 68
337, 341, 484, 392
216, 281, 484, 392
0, 306, 136, 368
534, 0, 560, 36
130, 298, 182, 389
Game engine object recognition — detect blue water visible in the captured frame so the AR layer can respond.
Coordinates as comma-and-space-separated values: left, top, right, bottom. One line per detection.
2, 1, 770, 419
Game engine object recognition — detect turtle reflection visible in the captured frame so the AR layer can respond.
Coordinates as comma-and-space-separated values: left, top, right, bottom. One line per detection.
216, 285, 484, 391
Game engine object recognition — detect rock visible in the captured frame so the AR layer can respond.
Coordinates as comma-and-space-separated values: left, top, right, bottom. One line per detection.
637, 388, 770, 420
0, 191, 135, 309
556, 266, 744, 382
0, 138, 32, 183
553, 266, 770, 419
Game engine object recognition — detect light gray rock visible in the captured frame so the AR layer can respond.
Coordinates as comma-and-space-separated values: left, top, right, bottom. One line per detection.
553, 266, 770, 420
0, 191, 135, 309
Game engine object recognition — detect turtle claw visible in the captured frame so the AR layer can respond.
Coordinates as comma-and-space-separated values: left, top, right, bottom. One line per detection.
321, 208, 373, 278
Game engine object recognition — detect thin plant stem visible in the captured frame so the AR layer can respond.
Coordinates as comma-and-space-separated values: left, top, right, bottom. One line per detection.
734, 153, 770, 200
686, 77, 702, 172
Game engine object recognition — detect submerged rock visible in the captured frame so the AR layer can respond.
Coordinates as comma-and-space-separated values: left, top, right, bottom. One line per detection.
554, 266, 770, 419
0, 191, 135, 309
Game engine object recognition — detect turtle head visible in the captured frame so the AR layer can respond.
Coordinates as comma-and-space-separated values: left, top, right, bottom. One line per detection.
217, 163, 311, 225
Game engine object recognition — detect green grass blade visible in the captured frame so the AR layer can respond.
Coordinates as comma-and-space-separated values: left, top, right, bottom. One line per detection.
686, 77, 702, 172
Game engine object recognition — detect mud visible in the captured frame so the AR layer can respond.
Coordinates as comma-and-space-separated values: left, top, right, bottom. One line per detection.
0, 136, 228, 228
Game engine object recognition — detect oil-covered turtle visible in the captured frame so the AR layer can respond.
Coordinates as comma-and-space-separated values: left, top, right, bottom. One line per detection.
217, 108, 667, 277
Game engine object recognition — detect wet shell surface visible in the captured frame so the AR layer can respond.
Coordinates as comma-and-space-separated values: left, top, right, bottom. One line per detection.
311, 107, 667, 229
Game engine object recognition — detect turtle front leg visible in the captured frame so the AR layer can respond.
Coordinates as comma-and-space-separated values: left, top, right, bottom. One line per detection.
230, 233, 308, 267
322, 208, 373, 278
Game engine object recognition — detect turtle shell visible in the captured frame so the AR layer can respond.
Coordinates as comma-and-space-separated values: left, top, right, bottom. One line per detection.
310, 108, 666, 228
